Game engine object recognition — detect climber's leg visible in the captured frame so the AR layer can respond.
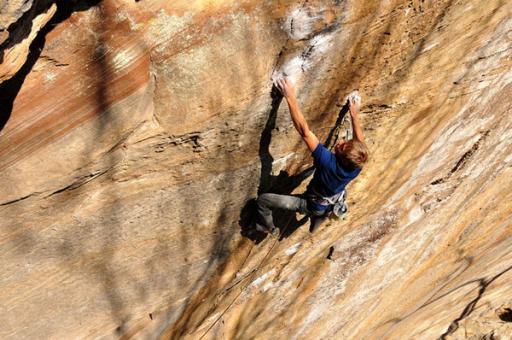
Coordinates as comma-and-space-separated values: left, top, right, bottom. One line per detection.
309, 214, 328, 233
255, 193, 308, 234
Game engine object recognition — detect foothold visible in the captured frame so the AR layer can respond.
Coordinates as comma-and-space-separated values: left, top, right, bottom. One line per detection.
149, 313, 153, 320
326, 246, 334, 260
497, 308, 512, 322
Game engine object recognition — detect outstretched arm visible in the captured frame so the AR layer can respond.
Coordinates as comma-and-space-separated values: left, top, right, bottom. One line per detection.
275, 78, 319, 152
348, 95, 365, 143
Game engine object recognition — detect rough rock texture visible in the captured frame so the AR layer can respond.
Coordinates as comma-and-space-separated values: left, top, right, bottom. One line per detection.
0, 0, 57, 81
0, 0, 511, 339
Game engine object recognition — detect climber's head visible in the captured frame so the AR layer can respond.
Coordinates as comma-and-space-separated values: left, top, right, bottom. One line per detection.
335, 139, 369, 169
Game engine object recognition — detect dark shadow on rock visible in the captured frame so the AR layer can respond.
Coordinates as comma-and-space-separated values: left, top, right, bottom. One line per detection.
257, 85, 282, 195
326, 246, 334, 260
0, 0, 101, 131
498, 308, 512, 322
276, 207, 310, 240
324, 100, 349, 147
439, 265, 512, 339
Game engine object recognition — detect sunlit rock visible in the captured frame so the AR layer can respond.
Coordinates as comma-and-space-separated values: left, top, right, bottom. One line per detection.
0, 0, 511, 339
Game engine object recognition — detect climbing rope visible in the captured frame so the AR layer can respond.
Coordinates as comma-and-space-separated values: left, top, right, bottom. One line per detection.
198, 213, 297, 339
198, 120, 352, 338
199, 90, 354, 339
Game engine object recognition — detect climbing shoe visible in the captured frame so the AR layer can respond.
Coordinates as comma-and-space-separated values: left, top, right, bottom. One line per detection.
255, 222, 279, 236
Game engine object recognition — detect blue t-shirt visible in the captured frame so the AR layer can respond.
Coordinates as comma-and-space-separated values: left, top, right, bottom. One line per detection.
306, 143, 361, 211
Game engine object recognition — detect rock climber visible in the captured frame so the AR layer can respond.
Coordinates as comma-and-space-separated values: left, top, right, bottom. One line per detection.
255, 77, 369, 235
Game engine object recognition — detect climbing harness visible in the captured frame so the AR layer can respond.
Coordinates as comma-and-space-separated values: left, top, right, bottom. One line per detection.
308, 188, 348, 220
330, 191, 348, 219
309, 187, 344, 206
199, 92, 358, 339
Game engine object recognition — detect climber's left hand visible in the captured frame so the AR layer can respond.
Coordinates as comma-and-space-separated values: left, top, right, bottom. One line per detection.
275, 77, 296, 99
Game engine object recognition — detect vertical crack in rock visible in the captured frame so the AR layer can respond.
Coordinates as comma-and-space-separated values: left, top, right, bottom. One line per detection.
148, 70, 162, 128
257, 86, 281, 194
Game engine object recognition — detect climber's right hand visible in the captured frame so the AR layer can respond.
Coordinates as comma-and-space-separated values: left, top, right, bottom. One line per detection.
348, 94, 361, 115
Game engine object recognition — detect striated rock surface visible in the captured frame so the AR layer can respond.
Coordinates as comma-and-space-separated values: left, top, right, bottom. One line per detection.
0, 0, 511, 339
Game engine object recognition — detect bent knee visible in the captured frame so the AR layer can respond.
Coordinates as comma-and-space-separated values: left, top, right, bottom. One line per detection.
257, 193, 275, 206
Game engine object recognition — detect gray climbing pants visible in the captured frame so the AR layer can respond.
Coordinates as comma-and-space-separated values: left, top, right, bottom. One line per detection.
256, 193, 326, 230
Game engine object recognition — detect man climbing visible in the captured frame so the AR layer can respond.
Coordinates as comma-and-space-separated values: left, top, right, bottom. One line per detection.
255, 77, 369, 235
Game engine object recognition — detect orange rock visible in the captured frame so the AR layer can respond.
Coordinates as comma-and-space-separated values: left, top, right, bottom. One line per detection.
0, 0, 511, 339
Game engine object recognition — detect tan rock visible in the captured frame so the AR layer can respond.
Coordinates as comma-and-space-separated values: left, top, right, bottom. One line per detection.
0, 0, 57, 82
0, 0, 511, 339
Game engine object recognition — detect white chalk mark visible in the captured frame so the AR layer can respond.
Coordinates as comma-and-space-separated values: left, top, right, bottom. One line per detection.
285, 243, 301, 256
112, 48, 138, 71
272, 32, 335, 85
261, 281, 274, 292
250, 269, 276, 289
272, 152, 296, 176
348, 90, 361, 106
272, 6, 337, 85
44, 72, 56, 83
283, 7, 318, 41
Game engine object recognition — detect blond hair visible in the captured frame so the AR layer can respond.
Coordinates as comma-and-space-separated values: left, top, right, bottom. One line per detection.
338, 139, 369, 169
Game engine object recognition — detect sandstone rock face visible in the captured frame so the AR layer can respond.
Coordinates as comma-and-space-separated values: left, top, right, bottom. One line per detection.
1, 0, 511, 339
0, 0, 57, 82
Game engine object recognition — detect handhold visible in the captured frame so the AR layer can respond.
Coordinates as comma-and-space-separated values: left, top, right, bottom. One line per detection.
348, 90, 361, 106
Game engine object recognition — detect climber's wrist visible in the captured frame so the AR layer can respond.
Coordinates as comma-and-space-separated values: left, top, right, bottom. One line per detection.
285, 93, 297, 103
